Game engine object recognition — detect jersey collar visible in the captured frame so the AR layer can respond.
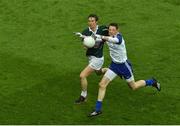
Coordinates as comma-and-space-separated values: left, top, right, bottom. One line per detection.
89, 25, 99, 34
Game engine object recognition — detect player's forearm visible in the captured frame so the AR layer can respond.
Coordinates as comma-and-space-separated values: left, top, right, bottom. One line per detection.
102, 36, 119, 43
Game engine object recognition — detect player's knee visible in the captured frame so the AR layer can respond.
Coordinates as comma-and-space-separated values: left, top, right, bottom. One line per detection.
99, 82, 107, 89
102, 68, 108, 73
128, 83, 137, 90
131, 86, 137, 91
80, 73, 86, 79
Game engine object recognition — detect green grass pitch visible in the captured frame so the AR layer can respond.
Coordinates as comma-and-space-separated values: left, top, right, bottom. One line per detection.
0, 0, 180, 124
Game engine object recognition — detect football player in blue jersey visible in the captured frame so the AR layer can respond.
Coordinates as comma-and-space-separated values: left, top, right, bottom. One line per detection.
88, 23, 161, 117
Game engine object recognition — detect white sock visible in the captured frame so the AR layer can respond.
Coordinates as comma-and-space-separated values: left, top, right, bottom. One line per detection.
81, 90, 87, 98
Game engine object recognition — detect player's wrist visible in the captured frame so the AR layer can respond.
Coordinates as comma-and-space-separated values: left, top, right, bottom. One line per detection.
101, 36, 105, 39
101, 36, 109, 41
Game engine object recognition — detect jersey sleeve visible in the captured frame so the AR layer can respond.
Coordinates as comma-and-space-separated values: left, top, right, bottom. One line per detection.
116, 34, 122, 44
107, 34, 123, 44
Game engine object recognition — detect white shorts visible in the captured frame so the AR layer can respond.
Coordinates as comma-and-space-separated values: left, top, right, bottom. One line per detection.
88, 56, 104, 70
104, 68, 134, 82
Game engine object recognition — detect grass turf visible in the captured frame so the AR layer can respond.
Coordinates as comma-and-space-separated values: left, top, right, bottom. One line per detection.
0, 0, 180, 124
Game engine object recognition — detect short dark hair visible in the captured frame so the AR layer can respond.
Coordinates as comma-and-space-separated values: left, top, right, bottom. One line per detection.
108, 23, 119, 29
88, 14, 99, 21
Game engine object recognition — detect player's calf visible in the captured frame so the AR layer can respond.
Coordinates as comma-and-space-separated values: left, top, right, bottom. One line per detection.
128, 80, 146, 90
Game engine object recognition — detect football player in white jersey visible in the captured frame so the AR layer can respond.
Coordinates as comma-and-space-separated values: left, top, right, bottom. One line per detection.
88, 23, 161, 117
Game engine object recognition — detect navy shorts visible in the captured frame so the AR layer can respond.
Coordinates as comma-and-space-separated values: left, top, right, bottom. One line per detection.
109, 60, 134, 80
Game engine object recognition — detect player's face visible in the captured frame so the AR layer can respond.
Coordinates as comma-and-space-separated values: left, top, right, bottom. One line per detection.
108, 26, 118, 36
88, 17, 97, 29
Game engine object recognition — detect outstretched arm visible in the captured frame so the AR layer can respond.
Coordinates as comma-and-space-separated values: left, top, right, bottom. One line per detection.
102, 36, 119, 43
95, 34, 122, 44
74, 32, 86, 39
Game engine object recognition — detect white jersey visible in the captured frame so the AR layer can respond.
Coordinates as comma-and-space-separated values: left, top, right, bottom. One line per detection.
106, 33, 127, 63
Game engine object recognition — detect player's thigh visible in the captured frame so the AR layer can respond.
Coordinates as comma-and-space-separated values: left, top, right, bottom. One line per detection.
80, 65, 95, 78
104, 69, 117, 82
122, 62, 135, 83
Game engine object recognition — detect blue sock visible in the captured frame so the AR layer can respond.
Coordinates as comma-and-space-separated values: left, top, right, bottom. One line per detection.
145, 79, 155, 86
95, 101, 102, 112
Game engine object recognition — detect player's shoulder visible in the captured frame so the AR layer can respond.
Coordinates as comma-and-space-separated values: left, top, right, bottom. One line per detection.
116, 32, 124, 38
98, 25, 108, 35
99, 25, 108, 30
82, 27, 90, 35
115, 33, 123, 43
117, 33, 122, 37
82, 27, 89, 33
